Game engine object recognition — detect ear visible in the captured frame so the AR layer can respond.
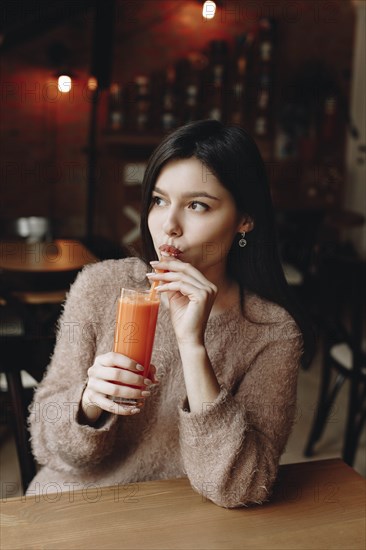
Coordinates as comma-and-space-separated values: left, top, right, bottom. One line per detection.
237, 215, 254, 233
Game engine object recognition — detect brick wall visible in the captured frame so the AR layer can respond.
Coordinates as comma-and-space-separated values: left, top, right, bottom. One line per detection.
0, 0, 356, 239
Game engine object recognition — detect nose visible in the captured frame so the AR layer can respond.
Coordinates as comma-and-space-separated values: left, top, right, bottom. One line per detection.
162, 207, 182, 238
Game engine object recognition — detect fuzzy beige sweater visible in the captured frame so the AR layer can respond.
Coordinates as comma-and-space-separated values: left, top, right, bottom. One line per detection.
28, 257, 303, 508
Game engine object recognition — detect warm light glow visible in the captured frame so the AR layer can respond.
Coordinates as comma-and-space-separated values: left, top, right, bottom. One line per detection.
57, 75, 72, 93
87, 76, 98, 91
202, 0, 216, 19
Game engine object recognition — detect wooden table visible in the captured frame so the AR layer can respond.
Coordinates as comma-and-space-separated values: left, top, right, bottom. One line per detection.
1, 459, 365, 549
0, 239, 97, 273
0, 239, 98, 303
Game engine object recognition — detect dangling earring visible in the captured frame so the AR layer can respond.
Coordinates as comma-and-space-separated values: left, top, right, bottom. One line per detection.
238, 231, 247, 247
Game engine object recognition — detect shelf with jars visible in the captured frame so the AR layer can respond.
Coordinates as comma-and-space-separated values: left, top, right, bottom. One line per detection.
105, 17, 277, 144
96, 16, 347, 250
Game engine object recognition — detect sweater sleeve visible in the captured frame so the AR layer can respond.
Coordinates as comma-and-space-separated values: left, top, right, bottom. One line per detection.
178, 318, 303, 508
28, 263, 120, 475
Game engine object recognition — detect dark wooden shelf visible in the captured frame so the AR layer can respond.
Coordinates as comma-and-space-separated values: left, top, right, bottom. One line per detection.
103, 131, 275, 163
103, 132, 166, 147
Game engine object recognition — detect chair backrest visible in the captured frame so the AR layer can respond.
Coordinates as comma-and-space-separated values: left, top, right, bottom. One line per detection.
320, 255, 365, 369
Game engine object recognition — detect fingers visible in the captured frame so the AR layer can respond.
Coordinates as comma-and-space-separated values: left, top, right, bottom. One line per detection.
90, 352, 146, 383
94, 351, 143, 372
147, 270, 202, 288
148, 260, 217, 293
85, 352, 156, 416
86, 377, 149, 400
147, 274, 217, 304
83, 388, 142, 416
89, 364, 144, 387
156, 281, 215, 303
150, 259, 211, 285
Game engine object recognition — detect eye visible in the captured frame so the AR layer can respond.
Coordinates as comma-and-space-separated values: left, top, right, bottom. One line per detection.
189, 201, 209, 212
151, 196, 166, 207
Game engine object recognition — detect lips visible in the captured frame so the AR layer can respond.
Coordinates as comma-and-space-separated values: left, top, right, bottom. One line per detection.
158, 244, 183, 258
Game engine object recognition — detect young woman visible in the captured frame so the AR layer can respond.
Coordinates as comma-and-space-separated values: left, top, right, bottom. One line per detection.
28, 120, 312, 507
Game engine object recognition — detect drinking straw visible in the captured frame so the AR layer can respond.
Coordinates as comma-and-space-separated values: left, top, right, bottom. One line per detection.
149, 269, 164, 301
149, 250, 173, 300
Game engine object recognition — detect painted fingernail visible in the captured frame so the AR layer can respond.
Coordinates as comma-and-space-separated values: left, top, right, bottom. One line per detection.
136, 364, 144, 371
150, 261, 159, 265
146, 273, 154, 277
131, 408, 140, 414
141, 391, 151, 397
144, 378, 152, 386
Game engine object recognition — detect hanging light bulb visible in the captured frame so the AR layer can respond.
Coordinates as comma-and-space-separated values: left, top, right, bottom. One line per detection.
202, 1, 217, 19
87, 76, 98, 91
47, 43, 74, 93
57, 74, 72, 93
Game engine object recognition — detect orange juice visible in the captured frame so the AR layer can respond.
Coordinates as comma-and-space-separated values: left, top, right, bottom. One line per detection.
113, 289, 160, 389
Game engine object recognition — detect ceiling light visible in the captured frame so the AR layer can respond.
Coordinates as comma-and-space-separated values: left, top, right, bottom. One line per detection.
202, 1, 217, 19
57, 74, 72, 93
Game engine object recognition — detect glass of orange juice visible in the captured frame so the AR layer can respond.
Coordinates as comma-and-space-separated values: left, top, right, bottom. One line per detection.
112, 288, 160, 405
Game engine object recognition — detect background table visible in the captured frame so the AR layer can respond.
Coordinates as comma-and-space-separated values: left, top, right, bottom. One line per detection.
1, 459, 365, 549
0, 239, 98, 301
0, 239, 97, 273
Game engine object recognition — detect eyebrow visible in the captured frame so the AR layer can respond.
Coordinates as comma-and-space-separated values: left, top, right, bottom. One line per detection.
153, 186, 220, 201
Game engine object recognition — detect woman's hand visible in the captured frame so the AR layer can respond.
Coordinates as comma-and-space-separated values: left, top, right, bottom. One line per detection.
147, 259, 220, 412
81, 352, 157, 424
147, 259, 217, 346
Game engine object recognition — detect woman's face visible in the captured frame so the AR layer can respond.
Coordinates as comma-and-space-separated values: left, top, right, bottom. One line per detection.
147, 157, 248, 280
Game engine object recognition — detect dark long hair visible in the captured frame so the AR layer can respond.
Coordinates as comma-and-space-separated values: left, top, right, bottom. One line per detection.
140, 120, 314, 365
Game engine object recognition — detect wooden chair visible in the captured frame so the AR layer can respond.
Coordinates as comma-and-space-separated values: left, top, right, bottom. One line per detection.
277, 209, 325, 325
304, 255, 366, 466
0, 217, 57, 492
0, 277, 63, 492
0, 295, 38, 492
